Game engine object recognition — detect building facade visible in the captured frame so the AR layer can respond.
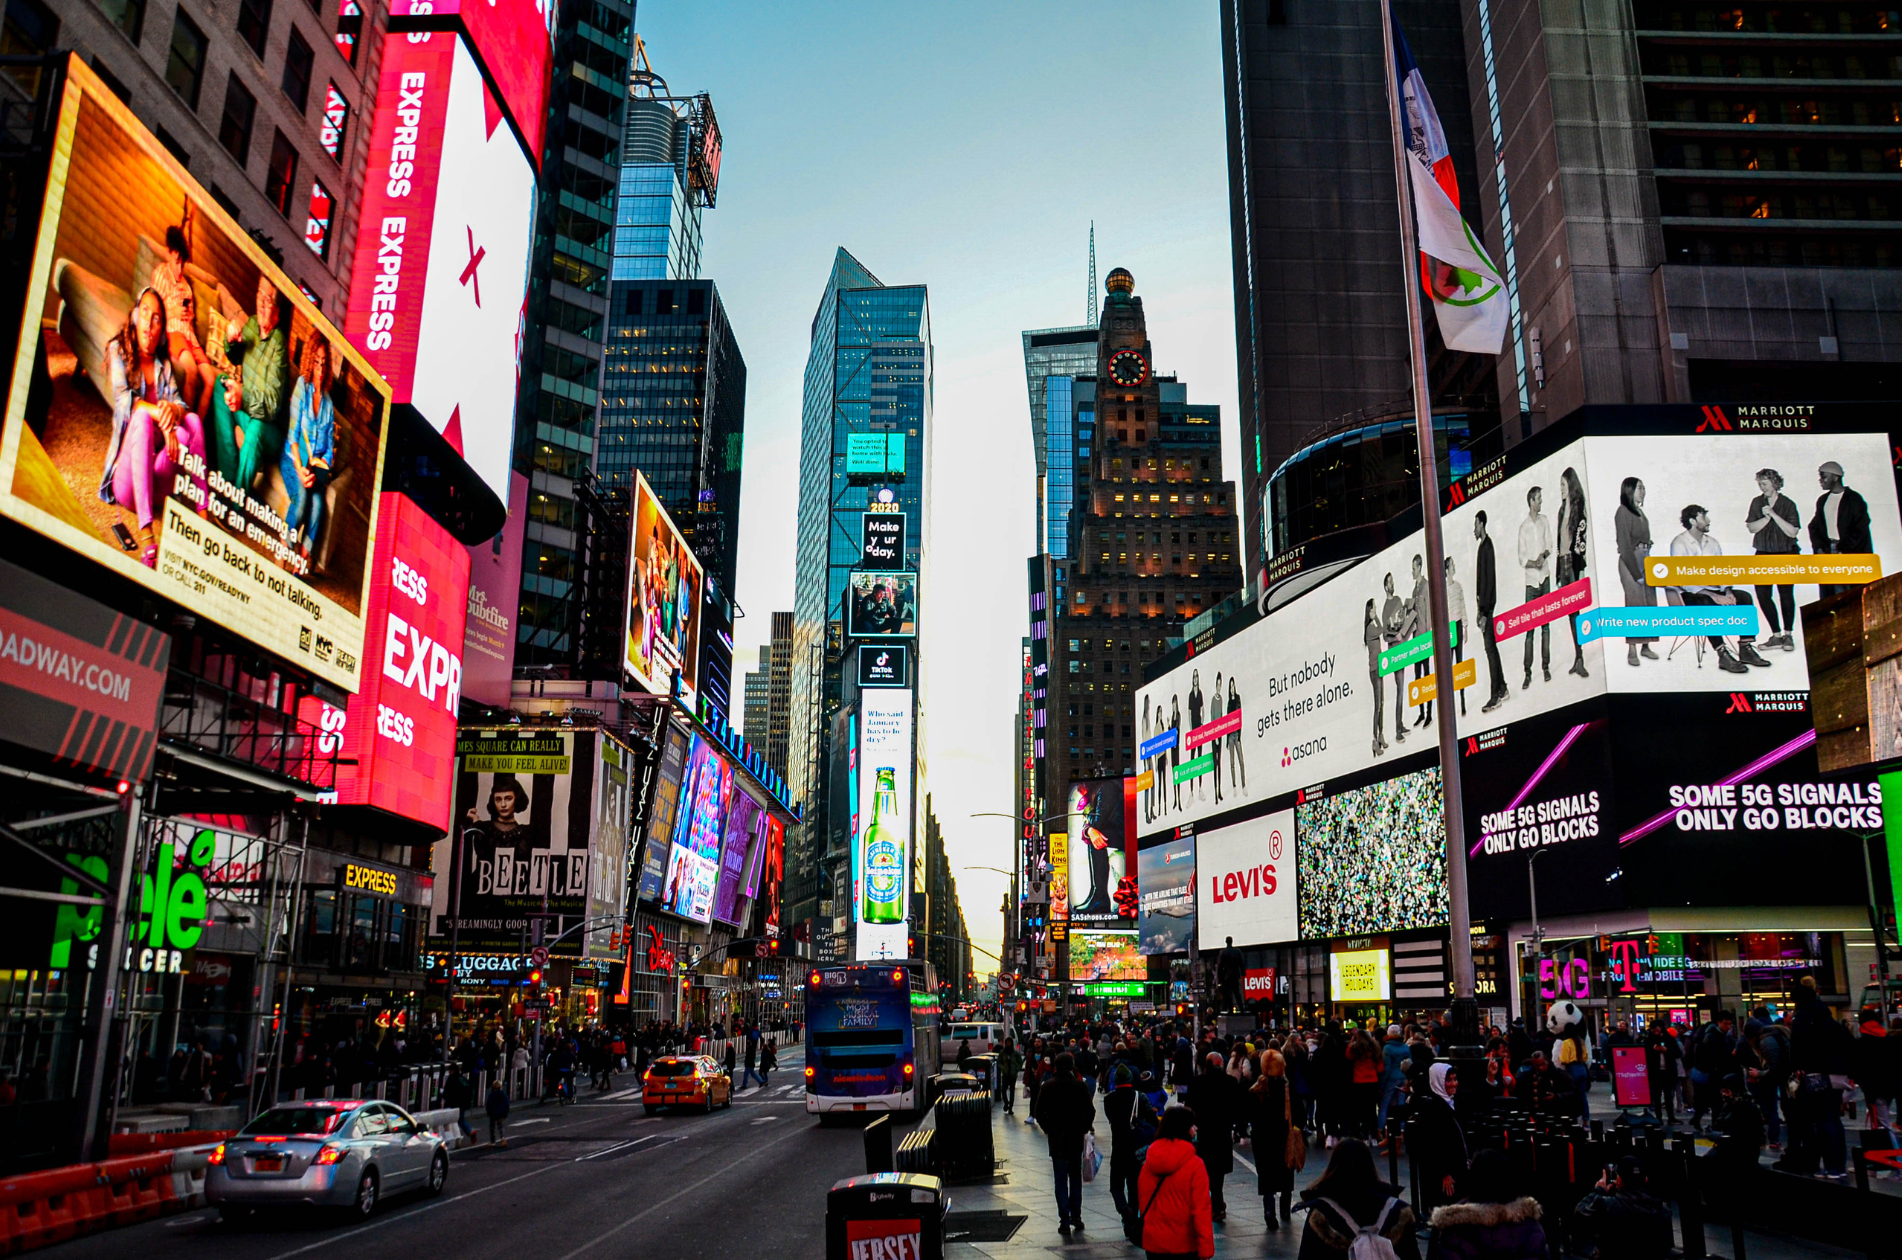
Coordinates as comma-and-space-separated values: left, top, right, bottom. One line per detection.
766, 609, 794, 778
1022, 325, 1100, 555
743, 644, 771, 748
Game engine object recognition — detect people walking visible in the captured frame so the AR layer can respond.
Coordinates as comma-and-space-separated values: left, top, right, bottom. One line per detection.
1136, 1105, 1214, 1260
997, 1038, 1022, 1114
1249, 1049, 1295, 1230
759, 1038, 777, 1089
1296, 1137, 1420, 1259
1408, 1064, 1470, 1215
1185, 1051, 1241, 1222
485, 1076, 510, 1147
1104, 1062, 1157, 1238
1032, 1051, 1098, 1233
1787, 978, 1853, 1180
1425, 1148, 1547, 1260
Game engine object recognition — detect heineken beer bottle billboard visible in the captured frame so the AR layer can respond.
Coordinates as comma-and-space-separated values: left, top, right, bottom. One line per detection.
861, 768, 904, 922
855, 688, 913, 959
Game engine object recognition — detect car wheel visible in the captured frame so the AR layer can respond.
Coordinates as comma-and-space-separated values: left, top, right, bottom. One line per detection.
721, 1086, 731, 1109
644, 1104, 658, 1116
702, 1093, 714, 1114
426, 1151, 448, 1196
349, 1169, 379, 1220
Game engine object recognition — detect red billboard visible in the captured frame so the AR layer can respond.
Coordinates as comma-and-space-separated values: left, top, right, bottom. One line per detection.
388, 0, 553, 163
342, 31, 535, 505
303, 493, 468, 829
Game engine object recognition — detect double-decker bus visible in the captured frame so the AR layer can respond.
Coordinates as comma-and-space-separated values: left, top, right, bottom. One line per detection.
804, 959, 942, 1117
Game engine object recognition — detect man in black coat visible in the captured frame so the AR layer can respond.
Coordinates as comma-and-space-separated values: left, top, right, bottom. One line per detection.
1810, 460, 1873, 596
1032, 1052, 1098, 1233
1185, 1052, 1243, 1222
1474, 512, 1508, 712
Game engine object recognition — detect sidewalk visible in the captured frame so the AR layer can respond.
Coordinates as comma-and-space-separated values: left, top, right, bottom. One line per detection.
941, 1096, 1863, 1259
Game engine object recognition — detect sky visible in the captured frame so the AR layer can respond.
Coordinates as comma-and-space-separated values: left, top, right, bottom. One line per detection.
635, 1, 1242, 975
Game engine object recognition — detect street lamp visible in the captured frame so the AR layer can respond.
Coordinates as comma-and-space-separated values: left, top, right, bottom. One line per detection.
1525, 848, 1551, 1017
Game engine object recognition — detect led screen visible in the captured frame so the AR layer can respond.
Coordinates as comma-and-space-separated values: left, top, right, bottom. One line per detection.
462, 471, 527, 707
3, 61, 389, 692
855, 688, 913, 960
387, 0, 553, 160
662, 734, 730, 924
1136, 838, 1194, 955
625, 471, 704, 705
1066, 929, 1143, 981
712, 786, 766, 927
634, 724, 689, 904
1330, 944, 1393, 1002
1066, 778, 1133, 925
847, 571, 917, 638
1296, 767, 1448, 939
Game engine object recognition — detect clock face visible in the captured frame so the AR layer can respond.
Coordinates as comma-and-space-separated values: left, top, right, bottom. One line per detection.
1107, 349, 1148, 388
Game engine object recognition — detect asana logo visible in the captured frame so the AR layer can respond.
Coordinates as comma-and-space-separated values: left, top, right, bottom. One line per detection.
1209, 863, 1277, 904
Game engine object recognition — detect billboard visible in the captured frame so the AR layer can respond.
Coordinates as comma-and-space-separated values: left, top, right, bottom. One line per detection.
761, 815, 786, 936
462, 470, 528, 708
661, 734, 730, 925
342, 31, 535, 505
1196, 807, 1298, 949
861, 512, 905, 567
1329, 939, 1393, 1002
435, 729, 619, 957
387, 0, 554, 161
3, 62, 389, 692
845, 433, 906, 478
634, 723, 689, 904
1462, 709, 1618, 922
1067, 928, 1143, 981
1296, 766, 1448, 940
847, 571, 917, 638
1137, 837, 1194, 955
301, 493, 468, 829
1067, 778, 1133, 925
712, 785, 767, 927
856, 688, 914, 961
626, 472, 704, 705
857, 643, 908, 688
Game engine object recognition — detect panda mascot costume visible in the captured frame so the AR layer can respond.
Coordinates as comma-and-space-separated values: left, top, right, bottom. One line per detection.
1543, 1000, 1591, 1118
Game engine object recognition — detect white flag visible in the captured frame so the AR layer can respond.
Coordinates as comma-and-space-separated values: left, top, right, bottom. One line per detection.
1408, 156, 1508, 355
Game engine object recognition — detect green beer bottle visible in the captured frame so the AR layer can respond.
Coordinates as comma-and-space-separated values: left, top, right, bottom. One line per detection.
861, 768, 903, 923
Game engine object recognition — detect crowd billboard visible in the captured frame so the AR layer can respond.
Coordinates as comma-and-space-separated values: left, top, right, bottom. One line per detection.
855, 688, 914, 961
1137, 837, 1194, 955
1067, 928, 1143, 981
1196, 808, 1297, 949
1296, 767, 1447, 939
1066, 778, 1133, 925
301, 492, 468, 829
462, 471, 528, 708
847, 571, 917, 638
626, 472, 704, 706
4, 61, 389, 692
661, 734, 730, 925
342, 31, 535, 505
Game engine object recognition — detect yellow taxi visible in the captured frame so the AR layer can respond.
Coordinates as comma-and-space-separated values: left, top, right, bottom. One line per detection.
642, 1055, 733, 1114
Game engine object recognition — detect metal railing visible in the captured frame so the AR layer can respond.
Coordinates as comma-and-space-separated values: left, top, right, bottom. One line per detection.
160, 670, 338, 790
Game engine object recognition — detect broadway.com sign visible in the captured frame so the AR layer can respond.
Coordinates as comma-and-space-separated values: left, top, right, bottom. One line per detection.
1195, 807, 1298, 949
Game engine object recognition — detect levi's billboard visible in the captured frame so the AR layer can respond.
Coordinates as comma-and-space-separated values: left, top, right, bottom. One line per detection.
1195, 808, 1297, 949
344, 30, 535, 506
301, 493, 468, 830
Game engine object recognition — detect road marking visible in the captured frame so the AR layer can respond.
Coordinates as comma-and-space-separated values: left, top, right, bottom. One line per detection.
512, 1117, 551, 1126
1234, 1153, 1257, 1174
597, 1087, 642, 1101
256, 1163, 563, 1260
749, 1116, 779, 1125
579, 1133, 684, 1160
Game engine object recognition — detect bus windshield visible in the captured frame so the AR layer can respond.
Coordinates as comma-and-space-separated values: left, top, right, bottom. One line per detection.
805, 962, 940, 1113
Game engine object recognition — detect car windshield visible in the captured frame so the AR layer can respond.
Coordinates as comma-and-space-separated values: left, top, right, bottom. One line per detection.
649, 1061, 697, 1078
241, 1107, 348, 1136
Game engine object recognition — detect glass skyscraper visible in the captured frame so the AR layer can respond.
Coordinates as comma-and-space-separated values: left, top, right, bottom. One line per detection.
612, 97, 704, 281
1021, 326, 1099, 551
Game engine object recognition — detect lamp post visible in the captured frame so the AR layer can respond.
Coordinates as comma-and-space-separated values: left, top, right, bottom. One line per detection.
1526, 848, 1551, 1019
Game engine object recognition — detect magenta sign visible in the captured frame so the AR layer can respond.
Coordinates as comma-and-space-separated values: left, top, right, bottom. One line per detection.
1539, 955, 1591, 1002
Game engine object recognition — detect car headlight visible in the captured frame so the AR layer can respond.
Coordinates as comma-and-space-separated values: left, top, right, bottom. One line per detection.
315, 1145, 346, 1166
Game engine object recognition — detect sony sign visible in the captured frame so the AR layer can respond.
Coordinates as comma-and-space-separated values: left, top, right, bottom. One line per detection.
1195, 807, 1298, 949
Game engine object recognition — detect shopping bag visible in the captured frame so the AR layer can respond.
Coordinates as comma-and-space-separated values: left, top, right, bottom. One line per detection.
1082, 1132, 1102, 1182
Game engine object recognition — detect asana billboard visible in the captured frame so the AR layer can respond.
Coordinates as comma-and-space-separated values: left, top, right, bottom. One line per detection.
344, 31, 535, 505
302, 493, 468, 830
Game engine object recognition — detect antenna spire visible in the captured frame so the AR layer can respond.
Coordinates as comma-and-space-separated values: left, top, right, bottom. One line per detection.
1086, 222, 1099, 328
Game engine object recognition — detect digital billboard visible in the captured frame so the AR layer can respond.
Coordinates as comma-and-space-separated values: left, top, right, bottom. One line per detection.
301, 493, 468, 830
634, 723, 689, 904
1330, 940, 1393, 1002
847, 571, 917, 638
462, 470, 528, 707
1067, 929, 1143, 981
857, 643, 908, 688
3, 61, 389, 692
387, 0, 554, 160
1296, 767, 1448, 939
1067, 778, 1133, 925
845, 433, 906, 479
342, 31, 535, 505
1137, 837, 1194, 955
861, 512, 905, 567
662, 734, 730, 925
712, 785, 766, 927
1462, 710, 1617, 922
626, 471, 704, 705
856, 688, 914, 961
761, 814, 786, 937
1196, 807, 1297, 949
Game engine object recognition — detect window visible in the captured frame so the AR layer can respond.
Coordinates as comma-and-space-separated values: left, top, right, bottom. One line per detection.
303, 179, 332, 257
318, 80, 347, 158
165, 9, 207, 108
236, 0, 270, 55
155, 125, 190, 167
90, 57, 130, 101
209, 183, 242, 221
281, 27, 312, 109
218, 73, 256, 162
95, 0, 142, 43
333, 0, 359, 63
264, 128, 298, 215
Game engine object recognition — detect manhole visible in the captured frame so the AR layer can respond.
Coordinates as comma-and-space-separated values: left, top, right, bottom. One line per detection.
942, 1211, 1025, 1243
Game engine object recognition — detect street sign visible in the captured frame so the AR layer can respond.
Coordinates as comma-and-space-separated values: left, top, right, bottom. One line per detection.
530, 946, 549, 967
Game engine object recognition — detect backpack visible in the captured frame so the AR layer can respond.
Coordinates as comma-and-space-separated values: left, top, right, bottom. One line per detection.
1318, 1197, 1402, 1260
1129, 1092, 1159, 1147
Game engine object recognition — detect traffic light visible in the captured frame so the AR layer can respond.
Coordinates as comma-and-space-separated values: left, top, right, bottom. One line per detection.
608, 926, 624, 952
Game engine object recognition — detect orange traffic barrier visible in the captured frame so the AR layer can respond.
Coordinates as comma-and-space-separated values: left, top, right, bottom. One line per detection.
0, 1146, 213, 1254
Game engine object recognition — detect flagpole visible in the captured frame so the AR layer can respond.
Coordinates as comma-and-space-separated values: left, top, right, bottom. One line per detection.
1378, 0, 1479, 1044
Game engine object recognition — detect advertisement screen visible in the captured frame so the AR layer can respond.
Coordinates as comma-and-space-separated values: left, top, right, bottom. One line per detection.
1067, 778, 1134, 924
435, 729, 603, 955
1329, 943, 1393, 1002
1297, 767, 1448, 939
857, 643, 908, 688
1137, 837, 1194, 955
855, 689, 914, 960
4, 62, 389, 692
1462, 709, 1618, 922
1067, 929, 1143, 981
462, 470, 527, 707
625, 471, 704, 704
861, 512, 905, 567
634, 724, 688, 904
342, 32, 534, 505
387, 0, 553, 160
761, 815, 786, 936
302, 493, 467, 829
846, 571, 917, 638
712, 786, 766, 927
1196, 807, 1297, 949
662, 734, 730, 924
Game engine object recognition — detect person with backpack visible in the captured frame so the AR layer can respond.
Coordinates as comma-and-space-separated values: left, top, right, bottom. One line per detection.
1104, 1062, 1159, 1239
1295, 1136, 1420, 1260
1424, 1148, 1546, 1260
1249, 1048, 1297, 1230
1744, 1008, 1789, 1150
1032, 1051, 1098, 1234
1136, 1105, 1214, 1260
485, 1076, 511, 1147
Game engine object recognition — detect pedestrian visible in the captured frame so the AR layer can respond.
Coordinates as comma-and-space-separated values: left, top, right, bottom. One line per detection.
741, 1023, 763, 1091
1185, 1051, 1240, 1222
1643, 1019, 1680, 1127
1025, 1053, 1047, 1123
1556, 1023, 1591, 1102
1787, 977, 1853, 1180
1032, 1051, 1098, 1234
1347, 1027, 1382, 1140
1852, 1007, 1897, 1140
443, 1066, 474, 1140
759, 1038, 777, 1089
1136, 1105, 1214, 1260
1745, 1007, 1788, 1151
1378, 1025, 1410, 1140
1569, 1156, 1672, 1258
997, 1037, 1022, 1114
485, 1075, 510, 1147
1248, 1048, 1295, 1231
723, 1036, 738, 1087
1406, 1063, 1469, 1215
1295, 1137, 1420, 1259
1104, 1062, 1158, 1239
1424, 1148, 1546, 1260
1311, 1027, 1348, 1147
1690, 1010, 1738, 1132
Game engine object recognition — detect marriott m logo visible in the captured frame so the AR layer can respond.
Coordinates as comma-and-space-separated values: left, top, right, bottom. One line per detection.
1695, 405, 1733, 434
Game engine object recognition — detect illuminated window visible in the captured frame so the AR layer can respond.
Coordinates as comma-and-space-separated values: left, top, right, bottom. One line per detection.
319, 81, 348, 159
264, 128, 298, 215
334, 0, 360, 63
303, 179, 332, 257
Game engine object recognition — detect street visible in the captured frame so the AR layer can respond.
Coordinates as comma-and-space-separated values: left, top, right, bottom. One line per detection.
52, 1048, 869, 1260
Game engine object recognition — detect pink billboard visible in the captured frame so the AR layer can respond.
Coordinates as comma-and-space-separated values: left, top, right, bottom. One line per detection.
462, 470, 527, 708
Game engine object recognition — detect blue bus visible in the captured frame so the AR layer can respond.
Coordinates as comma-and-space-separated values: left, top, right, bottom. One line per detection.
804, 959, 942, 1117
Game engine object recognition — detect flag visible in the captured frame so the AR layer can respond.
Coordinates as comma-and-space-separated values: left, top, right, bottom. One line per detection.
1392, 16, 1508, 355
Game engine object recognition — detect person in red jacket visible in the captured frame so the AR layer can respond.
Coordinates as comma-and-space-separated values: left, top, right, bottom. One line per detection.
1137, 1105, 1214, 1260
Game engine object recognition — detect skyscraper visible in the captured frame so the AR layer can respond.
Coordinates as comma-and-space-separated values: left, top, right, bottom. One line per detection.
767, 610, 794, 778
743, 645, 772, 749
1022, 325, 1101, 554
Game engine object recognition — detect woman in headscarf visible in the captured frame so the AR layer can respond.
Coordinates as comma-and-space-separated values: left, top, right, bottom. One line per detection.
1406, 1063, 1470, 1215
1249, 1048, 1295, 1230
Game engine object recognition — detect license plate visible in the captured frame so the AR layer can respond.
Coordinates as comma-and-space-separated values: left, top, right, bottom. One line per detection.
253, 1156, 283, 1172
853, 1104, 866, 1112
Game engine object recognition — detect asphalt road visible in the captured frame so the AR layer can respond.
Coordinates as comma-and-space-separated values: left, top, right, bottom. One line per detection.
53, 1045, 879, 1260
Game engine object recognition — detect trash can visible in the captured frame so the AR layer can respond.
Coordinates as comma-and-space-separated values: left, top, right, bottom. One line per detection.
826, 1172, 947, 1260
964, 1054, 996, 1097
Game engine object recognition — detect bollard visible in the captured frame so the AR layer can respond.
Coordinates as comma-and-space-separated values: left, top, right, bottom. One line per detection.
1852, 1145, 1870, 1194
864, 1114, 893, 1174
1674, 1138, 1707, 1260
1590, 1119, 1604, 1143
1731, 1216, 1747, 1260
1387, 1119, 1401, 1191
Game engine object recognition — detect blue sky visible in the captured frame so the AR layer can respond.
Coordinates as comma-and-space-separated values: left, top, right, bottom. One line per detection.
634, 1, 1241, 971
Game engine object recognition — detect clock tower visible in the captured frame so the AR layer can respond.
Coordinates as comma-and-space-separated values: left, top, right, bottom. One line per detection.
1096, 267, 1159, 450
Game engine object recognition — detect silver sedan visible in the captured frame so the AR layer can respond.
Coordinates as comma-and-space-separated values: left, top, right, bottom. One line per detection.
206, 1099, 448, 1220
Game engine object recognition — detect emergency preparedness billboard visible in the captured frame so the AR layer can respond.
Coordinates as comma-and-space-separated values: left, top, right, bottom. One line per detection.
2, 60, 390, 692
1137, 837, 1194, 955
625, 471, 703, 706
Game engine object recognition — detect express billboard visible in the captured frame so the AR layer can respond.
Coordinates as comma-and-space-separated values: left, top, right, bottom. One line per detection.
856, 688, 914, 961
342, 31, 535, 506
1196, 807, 1297, 949
626, 472, 704, 706
4, 62, 390, 692
387, 0, 554, 161
1137, 837, 1194, 955
662, 734, 730, 925
301, 493, 467, 829
1066, 778, 1133, 925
